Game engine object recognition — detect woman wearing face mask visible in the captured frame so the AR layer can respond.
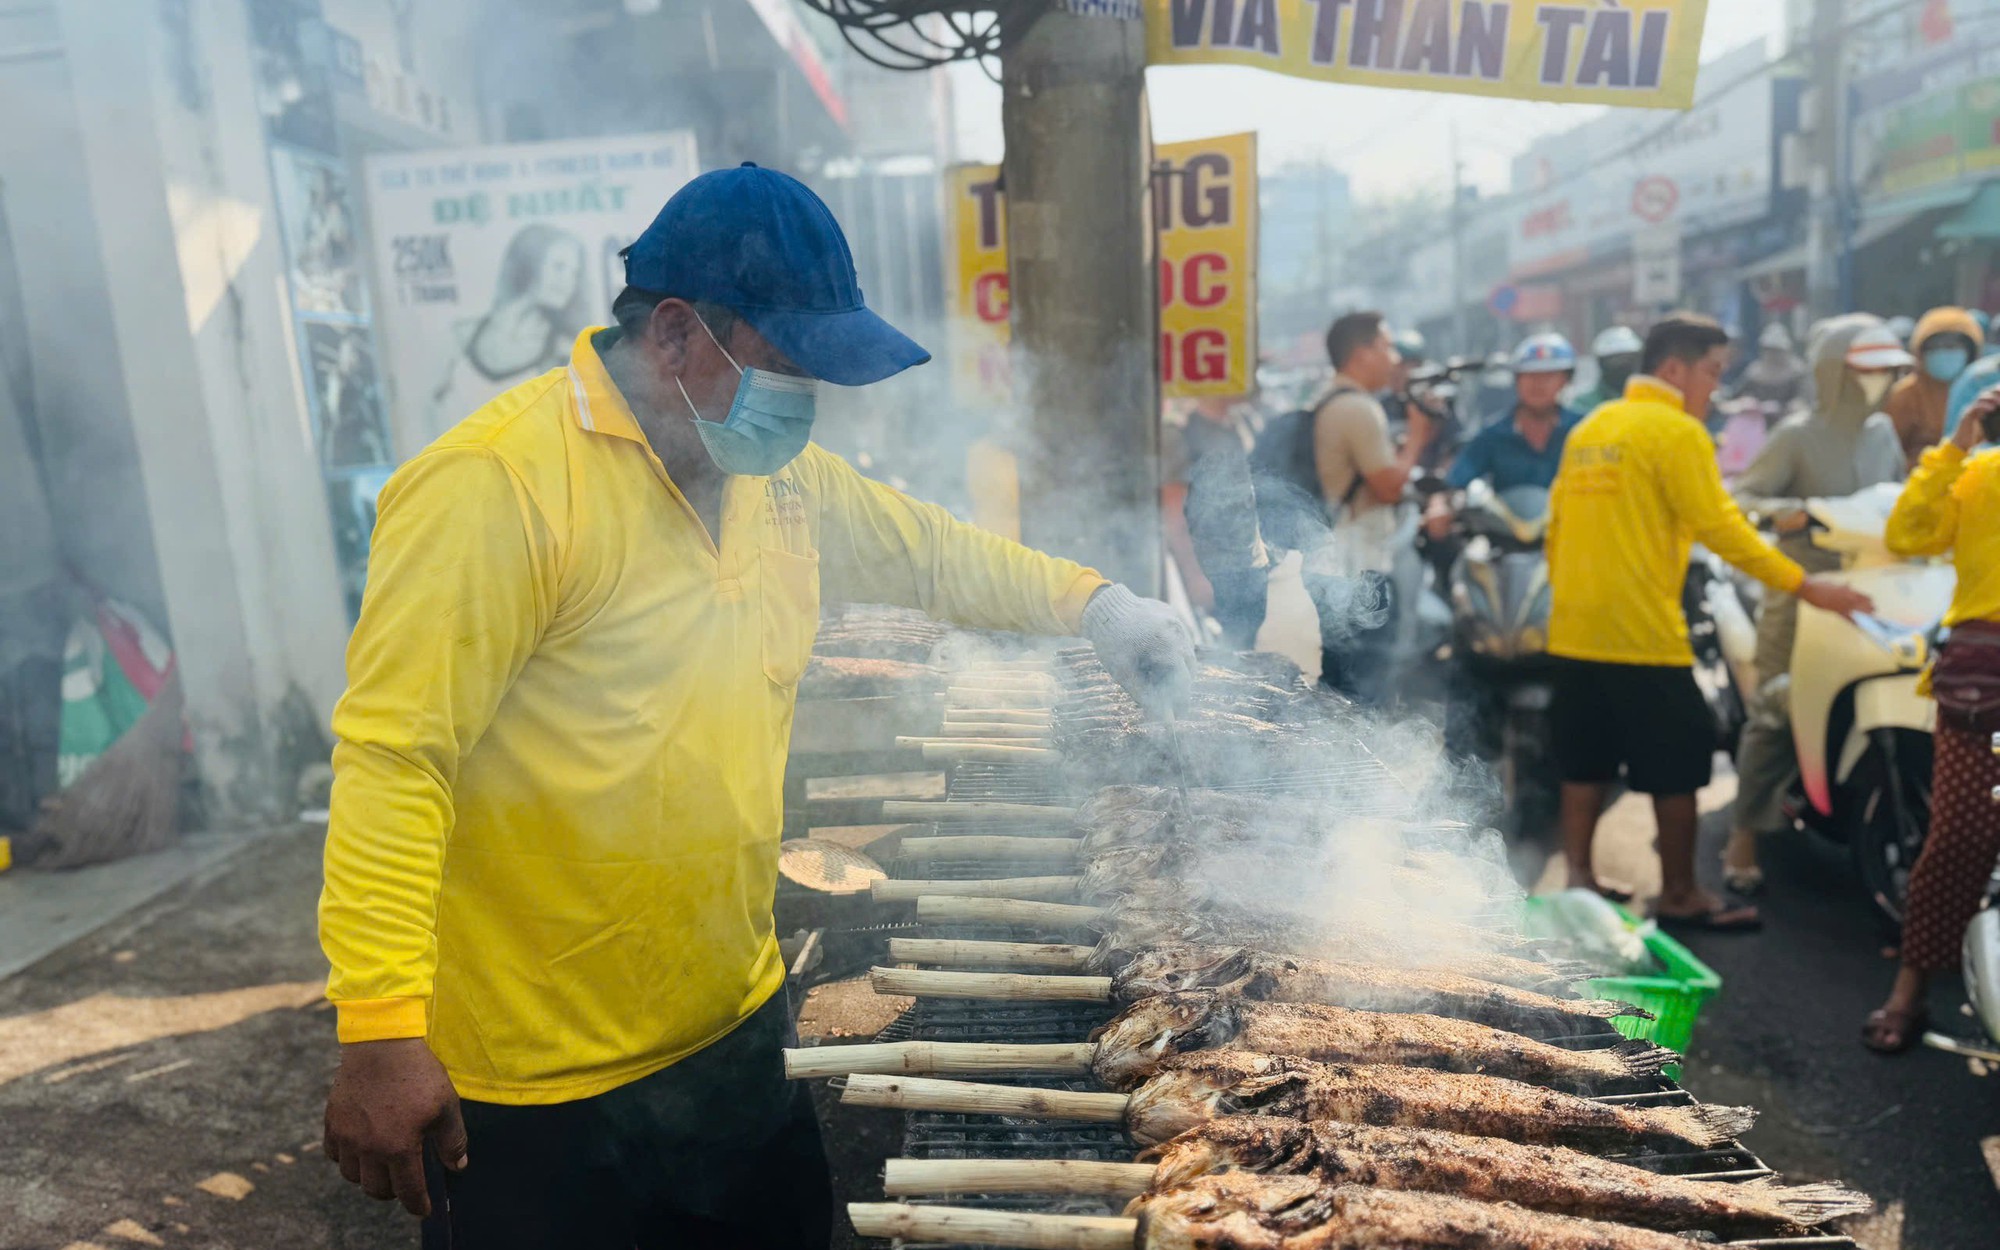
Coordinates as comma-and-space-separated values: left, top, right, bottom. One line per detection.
1724, 317, 1910, 894
1884, 306, 1984, 466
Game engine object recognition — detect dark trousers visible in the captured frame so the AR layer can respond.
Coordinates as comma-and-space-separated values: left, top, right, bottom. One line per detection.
1901, 721, 2000, 972
1315, 572, 1398, 706
421, 991, 831, 1250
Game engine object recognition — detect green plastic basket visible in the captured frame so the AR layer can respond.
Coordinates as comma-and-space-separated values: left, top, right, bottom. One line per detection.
1521, 897, 1722, 1077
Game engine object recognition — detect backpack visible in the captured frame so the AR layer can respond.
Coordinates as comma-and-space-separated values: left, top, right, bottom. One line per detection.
1249, 385, 1362, 553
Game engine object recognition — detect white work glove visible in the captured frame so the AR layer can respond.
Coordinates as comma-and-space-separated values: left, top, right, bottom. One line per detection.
1081, 584, 1197, 720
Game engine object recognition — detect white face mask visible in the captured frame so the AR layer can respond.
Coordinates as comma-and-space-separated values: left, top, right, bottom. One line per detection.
1854, 372, 1893, 407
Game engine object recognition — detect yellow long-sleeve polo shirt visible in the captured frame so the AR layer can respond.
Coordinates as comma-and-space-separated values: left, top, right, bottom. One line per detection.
1549, 376, 1806, 667
1887, 443, 2000, 627
319, 328, 1105, 1104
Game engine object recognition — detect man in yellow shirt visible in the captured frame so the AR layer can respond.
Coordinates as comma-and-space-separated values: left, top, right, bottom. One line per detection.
1547, 314, 1872, 933
317, 164, 1195, 1248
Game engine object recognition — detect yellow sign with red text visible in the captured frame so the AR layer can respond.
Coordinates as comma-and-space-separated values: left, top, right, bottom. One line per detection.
944, 131, 1259, 405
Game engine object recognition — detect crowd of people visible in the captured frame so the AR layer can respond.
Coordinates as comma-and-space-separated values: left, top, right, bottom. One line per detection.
1160, 305, 2000, 1051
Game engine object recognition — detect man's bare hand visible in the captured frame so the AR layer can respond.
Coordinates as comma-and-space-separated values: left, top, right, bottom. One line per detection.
324, 1038, 467, 1218
1797, 577, 1876, 619
1772, 508, 1811, 535
1954, 389, 1999, 451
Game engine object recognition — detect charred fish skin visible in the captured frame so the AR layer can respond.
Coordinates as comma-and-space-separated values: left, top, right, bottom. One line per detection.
1131, 1175, 1704, 1250
1139, 1117, 1872, 1235
1099, 942, 1649, 1029
1086, 992, 1676, 1093
1122, 1053, 1755, 1152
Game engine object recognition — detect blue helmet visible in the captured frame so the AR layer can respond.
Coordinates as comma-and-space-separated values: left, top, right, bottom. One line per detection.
1511, 332, 1578, 375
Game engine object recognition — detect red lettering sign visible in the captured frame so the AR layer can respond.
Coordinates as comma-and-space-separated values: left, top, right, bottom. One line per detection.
973, 272, 1010, 323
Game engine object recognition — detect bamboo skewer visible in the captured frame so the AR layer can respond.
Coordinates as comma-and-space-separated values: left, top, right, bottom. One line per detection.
921, 742, 1061, 764
848, 1203, 1135, 1250
870, 966, 1112, 1002
783, 1040, 1095, 1080
881, 1159, 1156, 1199
929, 722, 1053, 738
895, 735, 1055, 750
872, 876, 1082, 904
916, 896, 1104, 928
941, 708, 1053, 726
880, 801, 1076, 826
842, 1072, 1130, 1122
946, 687, 1052, 708
895, 836, 1086, 862
885, 938, 1096, 970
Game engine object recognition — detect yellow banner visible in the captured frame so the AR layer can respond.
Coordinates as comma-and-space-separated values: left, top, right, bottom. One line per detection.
943, 131, 1260, 405
944, 164, 1013, 408
1145, 0, 1708, 110
1157, 131, 1258, 398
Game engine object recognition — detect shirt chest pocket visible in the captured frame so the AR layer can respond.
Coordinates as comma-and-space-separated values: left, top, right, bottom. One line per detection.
759, 547, 821, 688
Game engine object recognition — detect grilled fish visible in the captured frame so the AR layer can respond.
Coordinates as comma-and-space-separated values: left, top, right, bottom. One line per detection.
1122, 1052, 1754, 1151
1132, 1174, 1707, 1250
1141, 1116, 1870, 1234
1101, 907, 1590, 993
1100, 941, 1640, 1027
1089, 992, 1675, 1091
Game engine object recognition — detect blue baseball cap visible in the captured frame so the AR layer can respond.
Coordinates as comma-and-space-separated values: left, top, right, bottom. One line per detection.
624, 163, 930, 386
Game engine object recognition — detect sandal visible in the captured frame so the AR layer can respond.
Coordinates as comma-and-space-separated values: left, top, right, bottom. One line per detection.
1584, 879, 1637, 905
1722, 831, 1765, 896
1722, 865, 1766, 896
1861, 1005, 1928, 1054
1655, 899, 1763, 933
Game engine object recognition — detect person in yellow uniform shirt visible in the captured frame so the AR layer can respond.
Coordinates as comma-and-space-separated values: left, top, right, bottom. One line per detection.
316, 164, 1196, 1249
1862, 392, 2000, 1052
1547, 314, 1873, 933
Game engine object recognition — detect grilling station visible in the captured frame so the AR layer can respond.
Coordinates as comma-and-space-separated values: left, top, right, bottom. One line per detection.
779, 607, 1872, 1250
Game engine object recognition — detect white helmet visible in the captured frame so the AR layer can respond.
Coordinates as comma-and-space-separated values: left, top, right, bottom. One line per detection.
1591, 326, 1642, 358
1512, 332, 1578, 374
1758, 322, 1793, 352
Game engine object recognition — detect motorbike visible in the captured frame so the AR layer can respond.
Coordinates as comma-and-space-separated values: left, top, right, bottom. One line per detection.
1443, 480, 1560, 845
1713, 396, 1803, 482
1684, 547, 1754, 758
1787, 484, 1957, 923
1925, 778, 2000, 1064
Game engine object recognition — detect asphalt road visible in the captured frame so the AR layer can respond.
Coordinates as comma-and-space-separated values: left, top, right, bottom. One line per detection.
1678, 816, 2000, 1250
3, 815, 1997, 1249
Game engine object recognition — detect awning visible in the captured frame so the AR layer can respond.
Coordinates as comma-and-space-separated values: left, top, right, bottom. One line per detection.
1938, 181, 2000, 240
1740, 243, 1805, 282
1738, 210, 1930, 281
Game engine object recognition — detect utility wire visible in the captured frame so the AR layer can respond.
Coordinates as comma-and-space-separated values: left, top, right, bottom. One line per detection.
795, 1, 1034, 80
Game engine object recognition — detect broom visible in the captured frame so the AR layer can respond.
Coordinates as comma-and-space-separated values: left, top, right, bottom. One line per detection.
24, 669, 185, 868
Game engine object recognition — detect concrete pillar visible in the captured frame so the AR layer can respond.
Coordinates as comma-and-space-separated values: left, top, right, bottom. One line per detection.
1001, 9, 1161, 594
51, 0, 351, 820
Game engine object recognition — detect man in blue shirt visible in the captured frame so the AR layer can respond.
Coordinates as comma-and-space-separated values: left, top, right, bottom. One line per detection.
1445, 332, 1582, 493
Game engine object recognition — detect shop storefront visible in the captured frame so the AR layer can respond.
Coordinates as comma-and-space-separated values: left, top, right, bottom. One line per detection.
1503, 40, 1789, 343
1849, 42, 2000, 314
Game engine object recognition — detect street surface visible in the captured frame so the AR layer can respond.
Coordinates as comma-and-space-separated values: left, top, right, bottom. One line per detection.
4, 809, 1999, 1249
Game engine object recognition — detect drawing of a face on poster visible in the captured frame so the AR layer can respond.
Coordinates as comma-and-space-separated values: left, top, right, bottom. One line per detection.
304, 320, 392, 471
275, 149, 369, 318
464, 224, 591, 380
424, 223, 593, 430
